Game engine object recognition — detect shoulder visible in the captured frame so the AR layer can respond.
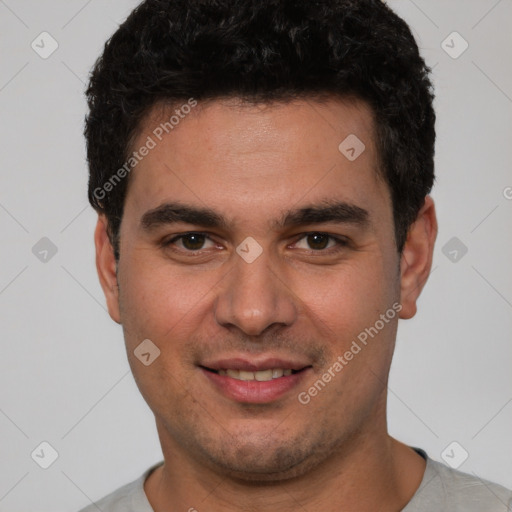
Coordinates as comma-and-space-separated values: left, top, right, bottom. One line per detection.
75, 462, 162, 512
76, 479, 140, 512
407, 456, 512, 511
433, 459, 512, 509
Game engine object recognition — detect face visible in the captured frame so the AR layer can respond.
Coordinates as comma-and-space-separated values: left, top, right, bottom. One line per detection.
95, 97, 435, 480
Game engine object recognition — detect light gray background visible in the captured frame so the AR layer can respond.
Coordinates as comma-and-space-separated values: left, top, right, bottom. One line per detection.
0, 0, 511, 510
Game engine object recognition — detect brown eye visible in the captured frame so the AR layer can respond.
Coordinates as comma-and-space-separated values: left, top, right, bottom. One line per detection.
306, 233, 330, 250
293, 232, 348, 252
179, 233, 207, 250
164, 232, 217, 252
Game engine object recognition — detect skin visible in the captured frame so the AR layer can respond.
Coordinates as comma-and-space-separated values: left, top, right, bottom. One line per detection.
95, 97, 437, 512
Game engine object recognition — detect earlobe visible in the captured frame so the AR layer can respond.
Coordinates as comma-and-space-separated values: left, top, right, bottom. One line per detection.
94, 215, 121, 324
399, 196, 438, 319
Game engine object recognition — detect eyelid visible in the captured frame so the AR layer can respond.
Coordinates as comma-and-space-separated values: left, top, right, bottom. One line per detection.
290, 232, 350, 250
162, 231, 218, 250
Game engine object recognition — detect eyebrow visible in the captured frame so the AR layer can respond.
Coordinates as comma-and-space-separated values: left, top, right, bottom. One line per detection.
140, 200, 369, 232
276, 201, 369, 229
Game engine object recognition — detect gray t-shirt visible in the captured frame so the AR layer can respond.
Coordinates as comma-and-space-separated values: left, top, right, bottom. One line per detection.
78, 450, 512, 511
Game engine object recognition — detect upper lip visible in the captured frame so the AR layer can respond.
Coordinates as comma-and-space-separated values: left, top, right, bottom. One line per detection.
200, 357, 312, 372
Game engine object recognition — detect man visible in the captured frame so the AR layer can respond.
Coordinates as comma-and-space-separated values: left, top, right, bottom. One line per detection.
80, 0, 512, 510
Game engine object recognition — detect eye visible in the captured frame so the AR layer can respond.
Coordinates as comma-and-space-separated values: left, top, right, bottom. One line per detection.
164, 232, 217, 251
293, 233, 348, 251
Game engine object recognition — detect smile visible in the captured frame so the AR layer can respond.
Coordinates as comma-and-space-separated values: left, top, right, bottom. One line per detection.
206, 368, 302, 381
200, 365, 311, 403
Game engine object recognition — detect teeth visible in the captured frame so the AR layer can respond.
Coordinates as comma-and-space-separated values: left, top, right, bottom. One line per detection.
239, 370, 255, 381
216, 368, 297, 381
255, 369, 273, 381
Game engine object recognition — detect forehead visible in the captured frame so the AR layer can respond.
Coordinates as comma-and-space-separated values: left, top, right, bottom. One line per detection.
136, 96, 377, 163
124, 96, 390, 228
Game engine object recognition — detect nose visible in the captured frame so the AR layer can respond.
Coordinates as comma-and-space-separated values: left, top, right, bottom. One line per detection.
213, 249, 298, 336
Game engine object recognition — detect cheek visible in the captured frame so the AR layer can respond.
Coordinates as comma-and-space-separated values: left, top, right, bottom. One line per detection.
118, 250, 221, 348
294, 262, 398, 410
117, 257, 211, 410
294, 257, 396, 335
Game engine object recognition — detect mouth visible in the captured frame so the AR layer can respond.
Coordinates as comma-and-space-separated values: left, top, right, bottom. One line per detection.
201, 367, 307, 381
199, 359, 312, 404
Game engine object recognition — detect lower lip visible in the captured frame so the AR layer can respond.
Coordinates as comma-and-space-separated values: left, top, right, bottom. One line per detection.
201, 368, 310, 404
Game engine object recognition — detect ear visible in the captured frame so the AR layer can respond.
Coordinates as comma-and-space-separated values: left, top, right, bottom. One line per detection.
94, 215, 121, 324
399, 196, 438, 319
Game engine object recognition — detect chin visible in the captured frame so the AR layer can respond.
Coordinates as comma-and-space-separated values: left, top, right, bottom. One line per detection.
198, 436, 322, 483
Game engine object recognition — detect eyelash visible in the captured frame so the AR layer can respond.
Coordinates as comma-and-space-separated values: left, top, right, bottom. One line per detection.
161, 232, 350, 254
